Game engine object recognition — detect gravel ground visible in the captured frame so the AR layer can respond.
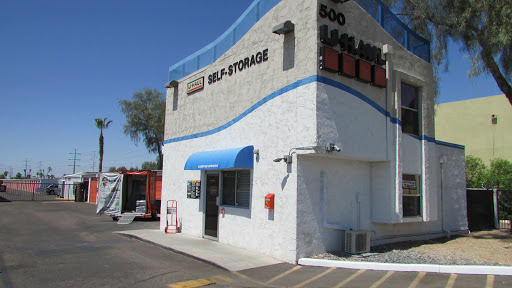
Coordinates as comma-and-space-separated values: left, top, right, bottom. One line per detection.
312, 230, 512, 266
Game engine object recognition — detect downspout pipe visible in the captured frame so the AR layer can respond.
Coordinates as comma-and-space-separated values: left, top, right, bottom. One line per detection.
439, 155, 450, 238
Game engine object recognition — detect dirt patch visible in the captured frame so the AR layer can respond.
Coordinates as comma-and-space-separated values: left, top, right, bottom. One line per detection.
313, 230, 512, 266
407, 230, 512, 265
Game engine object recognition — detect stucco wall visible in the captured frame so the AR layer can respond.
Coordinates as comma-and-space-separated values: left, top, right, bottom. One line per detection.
437, 144, 468, 232
313, 0, 439, 227
162, 82, 319, 263
296, 155, 372, 258
435, 94, 512, 164
165, 0, 318, 141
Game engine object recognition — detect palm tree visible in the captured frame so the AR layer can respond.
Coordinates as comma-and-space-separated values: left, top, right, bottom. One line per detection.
95, 118, 113, 172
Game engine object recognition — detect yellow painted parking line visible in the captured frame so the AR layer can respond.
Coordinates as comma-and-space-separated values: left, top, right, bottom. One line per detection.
370, 271, 394, 288
168, 278, 215, 288
408, 272, 426, 288
232, 271, 273, 287
211, 275, 232, 283
294, 267, 336, 287
486, 275, 495, 288
265, 265, 302, 284
333, 269, 366, 288
445, 274, 457, 288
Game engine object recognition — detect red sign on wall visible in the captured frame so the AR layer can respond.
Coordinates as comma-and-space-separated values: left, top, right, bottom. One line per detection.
356, 59, 372, 83
320, 46, 339, 73
319, 45, 386, 89
372, 65, 386, 88
340, 54, 356, 78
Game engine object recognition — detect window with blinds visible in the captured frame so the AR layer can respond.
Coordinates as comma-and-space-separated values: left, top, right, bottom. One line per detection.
221, 170, 251, 207
402, 174, 421, 217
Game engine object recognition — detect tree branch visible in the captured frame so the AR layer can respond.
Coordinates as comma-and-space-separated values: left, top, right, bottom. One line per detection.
475, 30, 512, 105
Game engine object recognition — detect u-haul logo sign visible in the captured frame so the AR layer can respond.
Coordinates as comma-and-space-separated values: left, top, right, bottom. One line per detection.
187, 77, 204, 94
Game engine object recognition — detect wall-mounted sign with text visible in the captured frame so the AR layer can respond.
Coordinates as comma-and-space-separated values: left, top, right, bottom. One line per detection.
187, 77, 204, 94
318, 4, 386, 88
208, 49, 269, 85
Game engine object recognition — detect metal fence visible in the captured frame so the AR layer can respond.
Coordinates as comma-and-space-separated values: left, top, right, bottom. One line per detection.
0, 181, 81, 202
466, 188, 512, 231
498, 190, 512, 230
354, 0, 430, 62
168, 0, 280, 82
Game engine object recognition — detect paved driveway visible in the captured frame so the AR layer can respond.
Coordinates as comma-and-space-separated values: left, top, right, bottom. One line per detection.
1, 201, 511, 288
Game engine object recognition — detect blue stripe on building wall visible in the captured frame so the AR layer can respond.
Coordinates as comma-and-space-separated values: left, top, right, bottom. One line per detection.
164, 75, 464, 150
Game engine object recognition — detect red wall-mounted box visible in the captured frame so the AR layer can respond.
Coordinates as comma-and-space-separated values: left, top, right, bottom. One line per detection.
265, 193, 275, 209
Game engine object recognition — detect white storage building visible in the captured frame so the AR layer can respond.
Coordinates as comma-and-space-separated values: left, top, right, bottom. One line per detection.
160, 0, 468, 263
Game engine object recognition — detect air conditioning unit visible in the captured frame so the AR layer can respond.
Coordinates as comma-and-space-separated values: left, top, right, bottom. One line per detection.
344, 230, 371, 254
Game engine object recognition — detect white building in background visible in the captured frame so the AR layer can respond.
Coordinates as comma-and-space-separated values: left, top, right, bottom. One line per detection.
61, 172, 98, 201
160, 0, 468, 263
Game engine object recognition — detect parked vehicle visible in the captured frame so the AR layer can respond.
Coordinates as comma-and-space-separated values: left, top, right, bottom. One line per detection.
45, 184, 60, 195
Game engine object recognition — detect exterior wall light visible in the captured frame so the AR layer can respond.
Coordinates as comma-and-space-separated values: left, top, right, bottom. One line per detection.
272, 20, 295, 35
165, 80, 178, 88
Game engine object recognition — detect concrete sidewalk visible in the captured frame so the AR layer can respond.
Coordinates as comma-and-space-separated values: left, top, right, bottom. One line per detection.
115, 229, 283, 272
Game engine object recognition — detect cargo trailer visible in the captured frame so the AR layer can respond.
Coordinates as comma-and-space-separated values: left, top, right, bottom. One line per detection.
96, 170, 162, 222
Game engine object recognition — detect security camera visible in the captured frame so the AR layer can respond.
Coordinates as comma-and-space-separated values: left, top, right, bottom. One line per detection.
325, 143, 342, 152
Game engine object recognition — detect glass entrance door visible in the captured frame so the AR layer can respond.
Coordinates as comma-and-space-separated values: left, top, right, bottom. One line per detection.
204, 174, 219, 239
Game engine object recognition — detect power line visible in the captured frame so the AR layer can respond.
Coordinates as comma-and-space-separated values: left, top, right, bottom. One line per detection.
68, 149, 81, 174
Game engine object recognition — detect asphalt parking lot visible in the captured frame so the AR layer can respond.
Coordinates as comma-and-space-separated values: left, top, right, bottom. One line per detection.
1, 200, 512, 287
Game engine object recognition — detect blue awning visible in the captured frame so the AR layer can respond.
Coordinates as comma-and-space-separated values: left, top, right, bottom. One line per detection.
184, 146, 254, 170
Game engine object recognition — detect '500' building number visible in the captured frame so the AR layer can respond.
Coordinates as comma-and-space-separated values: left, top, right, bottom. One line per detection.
319, 4, 345, 26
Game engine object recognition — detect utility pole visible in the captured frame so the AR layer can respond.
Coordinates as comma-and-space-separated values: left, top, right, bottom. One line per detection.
91, 151, 96, 172
24, 159, 30, 177
69, 149, 81, 174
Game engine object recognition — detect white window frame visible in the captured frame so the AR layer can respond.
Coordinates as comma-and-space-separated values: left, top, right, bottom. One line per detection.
402, 174, 422, 217
400, 82, 420, 136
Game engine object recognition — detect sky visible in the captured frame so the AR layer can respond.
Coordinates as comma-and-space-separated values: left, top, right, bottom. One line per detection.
0, 0, 503, 178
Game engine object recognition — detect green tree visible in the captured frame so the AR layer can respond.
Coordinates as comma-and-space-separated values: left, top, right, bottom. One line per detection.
95, 117, 113, 173
107, 166, 117, 173
487, 158, 512, 189
141, 161, 159, 170
117, 166, 127, 171
119, 88, 165, 169
382, 0, 512, 104
466, 155, 488, 188
15, 172, 22, 179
